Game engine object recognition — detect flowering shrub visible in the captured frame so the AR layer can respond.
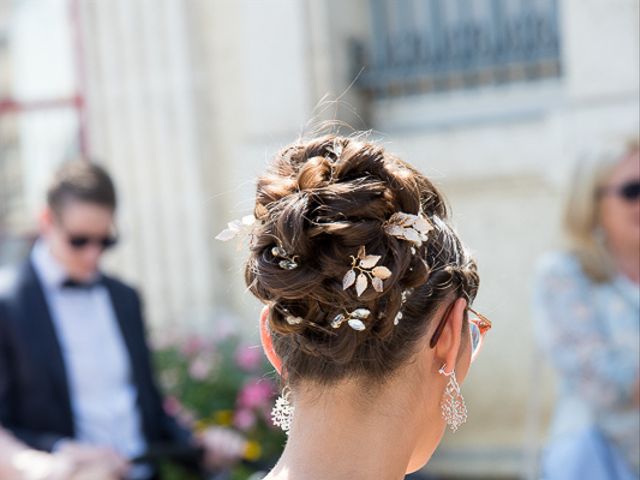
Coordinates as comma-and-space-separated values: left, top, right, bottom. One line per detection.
153, 332, 285, 479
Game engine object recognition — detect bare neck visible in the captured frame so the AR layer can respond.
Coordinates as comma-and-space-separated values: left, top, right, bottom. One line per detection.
264, 382, 437, 480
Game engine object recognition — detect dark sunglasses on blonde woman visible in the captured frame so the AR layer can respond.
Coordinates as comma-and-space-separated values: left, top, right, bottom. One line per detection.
599, 180, 640, 202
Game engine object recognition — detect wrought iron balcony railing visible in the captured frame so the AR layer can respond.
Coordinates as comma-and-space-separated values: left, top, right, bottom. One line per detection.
354, 0, 562, 97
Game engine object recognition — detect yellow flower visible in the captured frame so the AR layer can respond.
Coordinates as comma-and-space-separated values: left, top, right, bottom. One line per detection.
244, 440, 262, 461
213, 410, 233, 427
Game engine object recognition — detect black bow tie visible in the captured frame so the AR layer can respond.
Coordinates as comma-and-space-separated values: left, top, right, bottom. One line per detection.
61, 278, 102, 290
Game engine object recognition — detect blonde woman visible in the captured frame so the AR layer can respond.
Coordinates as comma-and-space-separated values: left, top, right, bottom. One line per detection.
534, 140, 640, 479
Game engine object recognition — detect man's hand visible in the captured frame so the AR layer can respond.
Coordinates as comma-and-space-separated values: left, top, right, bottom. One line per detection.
198, 427, 247, 471
67, 463, 123, 480
55, 441, 129, 479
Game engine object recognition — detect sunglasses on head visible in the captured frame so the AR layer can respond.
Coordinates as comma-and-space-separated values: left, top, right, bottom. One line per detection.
600, 180, 640, 202
67, 234, 118, 250
429, 300, 492, 363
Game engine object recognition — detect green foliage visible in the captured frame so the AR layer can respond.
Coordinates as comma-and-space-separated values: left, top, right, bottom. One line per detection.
153, 333, 286, 479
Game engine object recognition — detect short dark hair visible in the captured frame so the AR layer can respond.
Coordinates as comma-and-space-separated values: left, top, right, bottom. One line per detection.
47, 160, 117, 214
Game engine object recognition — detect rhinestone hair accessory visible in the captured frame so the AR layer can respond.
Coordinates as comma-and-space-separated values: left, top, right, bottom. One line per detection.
393, 287, 415, 325
279, 307, 305, 326
438, 364, 468, 432
384, 212, 433, 247
331, 307, 371, 332
216, 216, 300, 270
271, 245, 300, 270
285, 314, 303, 325
342, 246, 392, 296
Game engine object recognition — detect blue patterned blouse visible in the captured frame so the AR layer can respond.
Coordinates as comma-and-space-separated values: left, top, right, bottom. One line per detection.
533, 251, 640, 475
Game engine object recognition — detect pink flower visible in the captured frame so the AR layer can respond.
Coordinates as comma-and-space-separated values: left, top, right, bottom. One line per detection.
181, 336, 206, 357
237, 379, 276, 409
235, 345, 263, 372
233, 408, 257, 431
189, 355, 212, 380
178, 408, 196, 428
163, 395, 183, 416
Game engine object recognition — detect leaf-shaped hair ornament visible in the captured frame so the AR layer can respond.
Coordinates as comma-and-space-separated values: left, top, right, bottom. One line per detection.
216, 215, 301, 270
342, 246, 393, 297
384, 212, 433, 247
215, 215, 256, 242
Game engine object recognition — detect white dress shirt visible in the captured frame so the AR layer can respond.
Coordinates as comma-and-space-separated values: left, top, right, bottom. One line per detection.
30, 240, 149, 473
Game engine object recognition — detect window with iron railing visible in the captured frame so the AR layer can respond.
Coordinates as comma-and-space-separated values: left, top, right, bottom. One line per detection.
354, 0, 562, 97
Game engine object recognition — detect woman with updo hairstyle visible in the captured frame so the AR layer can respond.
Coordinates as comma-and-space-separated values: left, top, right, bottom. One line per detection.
534, 139, 639, 480
218, 134, 492, 478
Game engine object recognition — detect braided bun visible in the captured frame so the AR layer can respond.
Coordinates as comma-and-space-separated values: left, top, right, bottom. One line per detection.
245, 135, 479, 385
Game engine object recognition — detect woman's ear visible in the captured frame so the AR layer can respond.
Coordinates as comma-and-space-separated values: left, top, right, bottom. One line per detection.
259, 305, 282, 374
434, 297, 467, 374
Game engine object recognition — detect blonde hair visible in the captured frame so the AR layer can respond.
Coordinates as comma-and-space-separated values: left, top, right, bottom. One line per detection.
563, 138, 639, 282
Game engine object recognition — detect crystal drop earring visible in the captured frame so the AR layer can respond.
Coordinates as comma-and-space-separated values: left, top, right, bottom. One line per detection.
438, 364, 468, 432
271, 386, 295, 435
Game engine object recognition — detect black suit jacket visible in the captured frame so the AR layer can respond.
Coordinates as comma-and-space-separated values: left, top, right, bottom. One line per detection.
0, 259, 193, 454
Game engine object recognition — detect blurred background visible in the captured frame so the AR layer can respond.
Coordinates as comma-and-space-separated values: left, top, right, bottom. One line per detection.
0, 0, 638, 478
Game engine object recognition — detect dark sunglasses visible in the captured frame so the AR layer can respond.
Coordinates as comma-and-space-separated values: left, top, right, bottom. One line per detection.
599, 181, 640, 202
67, 234, 118, 250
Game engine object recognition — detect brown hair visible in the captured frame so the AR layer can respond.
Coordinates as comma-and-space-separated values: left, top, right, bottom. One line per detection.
47, 160, 117, 214
245, 135, 479, 386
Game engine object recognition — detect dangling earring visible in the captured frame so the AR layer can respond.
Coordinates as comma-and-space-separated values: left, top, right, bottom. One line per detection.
438, 364, 467, 432
271, 386, 294, 435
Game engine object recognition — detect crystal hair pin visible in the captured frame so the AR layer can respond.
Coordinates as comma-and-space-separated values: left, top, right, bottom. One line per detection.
271, 245, 299, 270
285, 315, 303, 325
342, 246, 392, 297
384, 212, 433, 247
394, 287, 415, 326
280, 307, 304, 326
330, 307, 371, 332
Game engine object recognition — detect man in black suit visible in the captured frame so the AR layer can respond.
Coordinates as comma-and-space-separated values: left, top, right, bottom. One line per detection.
0, 161, 244, 479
